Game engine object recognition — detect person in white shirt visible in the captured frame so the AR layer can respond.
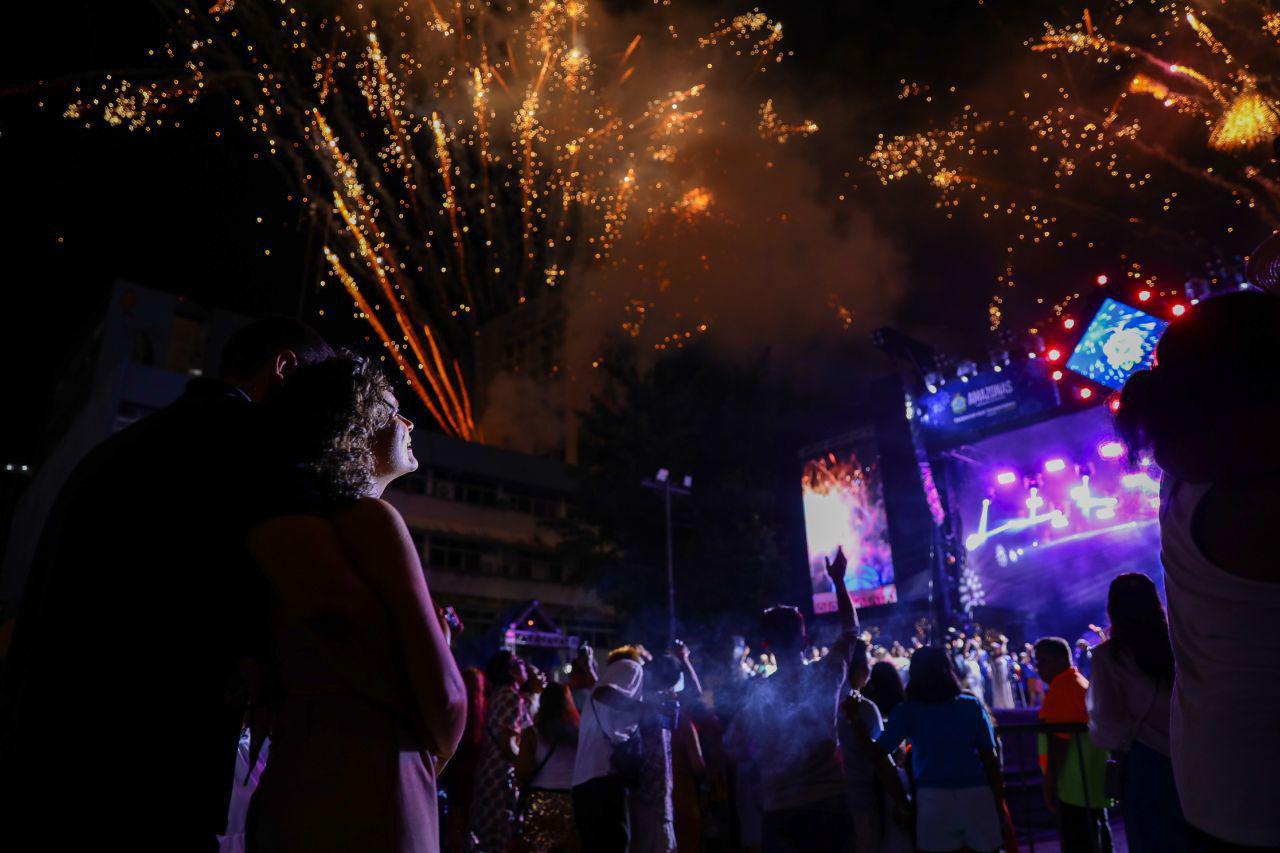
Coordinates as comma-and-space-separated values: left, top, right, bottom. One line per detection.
1116, 289, 1280, 850
571, 650, 645, 852
1086, 573, 1188, 852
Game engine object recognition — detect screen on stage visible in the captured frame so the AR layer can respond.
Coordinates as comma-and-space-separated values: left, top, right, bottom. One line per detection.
1065, 297, 1169, 390
951, 406, 1163, 638
802, 441, 896, 612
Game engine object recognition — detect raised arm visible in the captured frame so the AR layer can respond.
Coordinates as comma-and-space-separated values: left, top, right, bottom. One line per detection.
670, 640, 703, 699
332, 498, 467, 761
593, 683, 643, 714
825, 546, 860, 634
821, 546, 860, 680
568, 643, 599, 693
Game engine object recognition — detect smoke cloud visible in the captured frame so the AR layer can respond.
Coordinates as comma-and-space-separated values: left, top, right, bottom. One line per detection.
479, 3, 906, 450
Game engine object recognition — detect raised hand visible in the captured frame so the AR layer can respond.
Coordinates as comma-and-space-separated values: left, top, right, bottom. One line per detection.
525, 667, 548, 694
824, 545, 849, 587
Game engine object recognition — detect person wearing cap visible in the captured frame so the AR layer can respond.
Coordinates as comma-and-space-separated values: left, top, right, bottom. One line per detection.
572, 647, 647, 852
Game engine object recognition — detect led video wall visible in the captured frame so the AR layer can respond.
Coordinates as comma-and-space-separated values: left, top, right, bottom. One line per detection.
802, 442, 896, 612
1065, 297, 1169, 390
952, 405, 1163, 637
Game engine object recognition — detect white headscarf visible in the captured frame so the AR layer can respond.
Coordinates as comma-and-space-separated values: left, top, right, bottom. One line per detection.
598, 658, 644, 700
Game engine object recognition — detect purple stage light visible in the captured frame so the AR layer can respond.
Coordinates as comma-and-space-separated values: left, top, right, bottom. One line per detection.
996, 471, 1018, 486
1098, 440, 1125, 460
1044, 458, 1067, 473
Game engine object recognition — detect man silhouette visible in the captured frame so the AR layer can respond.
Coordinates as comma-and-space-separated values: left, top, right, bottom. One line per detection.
0, 317, 333, 851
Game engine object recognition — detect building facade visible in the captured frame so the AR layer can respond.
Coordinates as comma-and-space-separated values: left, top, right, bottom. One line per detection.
2, 282, 618, 653
385, 433, 617, 652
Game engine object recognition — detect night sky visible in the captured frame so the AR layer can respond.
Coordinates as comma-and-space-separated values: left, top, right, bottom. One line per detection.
0, 1, 1239, 465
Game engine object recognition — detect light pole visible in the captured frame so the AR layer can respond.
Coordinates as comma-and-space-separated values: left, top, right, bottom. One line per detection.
641, 468, 692, 643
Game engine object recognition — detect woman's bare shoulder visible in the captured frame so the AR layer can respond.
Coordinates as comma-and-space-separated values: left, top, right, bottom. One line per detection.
329, 498, 414, 553
330, 497, 407, 528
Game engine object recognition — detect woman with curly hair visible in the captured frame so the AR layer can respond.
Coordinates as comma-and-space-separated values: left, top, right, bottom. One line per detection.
244, 353, 466, 853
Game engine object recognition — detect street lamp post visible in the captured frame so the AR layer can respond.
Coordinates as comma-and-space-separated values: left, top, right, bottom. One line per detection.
641, 468, 692, 643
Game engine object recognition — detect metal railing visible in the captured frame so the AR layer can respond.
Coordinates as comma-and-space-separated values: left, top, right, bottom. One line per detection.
994, 719, 1111, 853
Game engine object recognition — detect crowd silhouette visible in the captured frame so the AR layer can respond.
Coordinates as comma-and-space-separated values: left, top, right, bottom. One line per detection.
1, 290, 1278, 853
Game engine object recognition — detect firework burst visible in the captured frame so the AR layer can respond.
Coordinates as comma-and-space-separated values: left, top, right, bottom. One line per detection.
864, 1, 1280, 330
65, 1, 814, 439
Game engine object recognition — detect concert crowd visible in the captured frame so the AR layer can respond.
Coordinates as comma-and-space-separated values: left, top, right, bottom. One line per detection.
0, 291, 1277, 853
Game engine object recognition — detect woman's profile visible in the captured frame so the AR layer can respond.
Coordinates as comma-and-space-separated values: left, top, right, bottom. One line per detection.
244, 354, 466, 853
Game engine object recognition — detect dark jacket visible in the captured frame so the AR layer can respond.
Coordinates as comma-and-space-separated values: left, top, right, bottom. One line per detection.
0, 378, 272, 850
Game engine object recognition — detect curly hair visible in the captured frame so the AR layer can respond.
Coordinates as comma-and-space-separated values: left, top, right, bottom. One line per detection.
262, 352, 395, 504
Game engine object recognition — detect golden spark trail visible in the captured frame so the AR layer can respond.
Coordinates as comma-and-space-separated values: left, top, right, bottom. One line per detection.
330, 192, 466, 437
64, 0, 811, 439
430, 112, 474, 312
324, 247, 455, 434
420, 322, 472, 436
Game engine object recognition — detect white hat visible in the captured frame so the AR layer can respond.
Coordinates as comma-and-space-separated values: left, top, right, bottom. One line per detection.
599, 658, 644, 699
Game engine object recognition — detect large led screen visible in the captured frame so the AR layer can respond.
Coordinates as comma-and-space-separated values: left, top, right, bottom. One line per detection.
1065, 297, 1169, 390
802, 445, 896, 613
952, 406, 1163, 638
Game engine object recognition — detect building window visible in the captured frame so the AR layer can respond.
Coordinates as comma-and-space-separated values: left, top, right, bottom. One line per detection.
427, 536, 484, 573
512, 551, 563, 582
430, 470, 500, 508
505, 486, 563, 519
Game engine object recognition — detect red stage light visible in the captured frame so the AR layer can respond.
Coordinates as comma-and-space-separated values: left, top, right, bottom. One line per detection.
1079, 387, 1094, 400
1052, 369, 1063, 381
1063, 318, 1076, 330
1047, 348, 1062, 361
1171, 304, 1187, 317
1138, 290, 1152, 302
1096, 274, 1109, 285
1109, 397, 1121, 413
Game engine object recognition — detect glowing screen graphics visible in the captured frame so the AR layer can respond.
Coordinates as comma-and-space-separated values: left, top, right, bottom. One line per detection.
954, 406, 1164, 637
1065, 297, 1169, 390
803, 447, 896, 613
